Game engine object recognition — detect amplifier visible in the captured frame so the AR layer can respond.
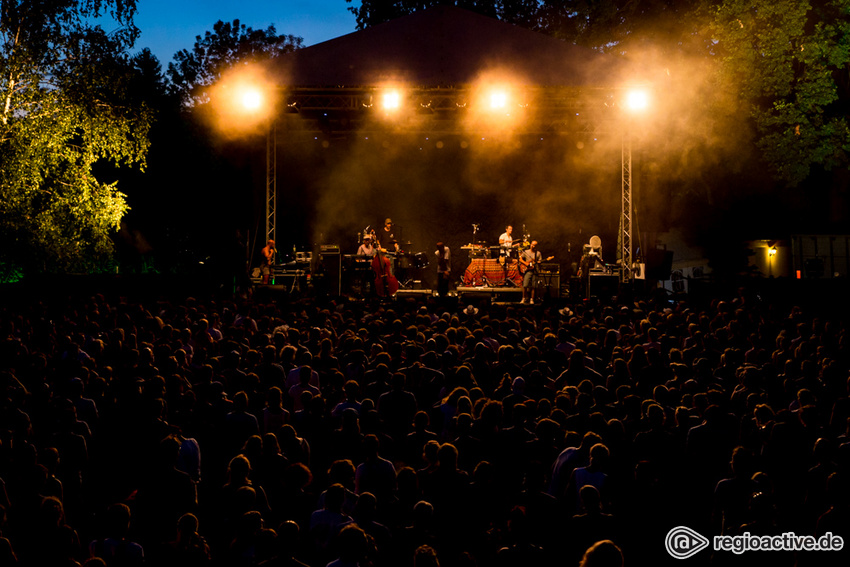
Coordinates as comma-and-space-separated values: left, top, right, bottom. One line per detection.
539, 263, 560, 274
320, 244, 340, 254
317, 250, 342, 295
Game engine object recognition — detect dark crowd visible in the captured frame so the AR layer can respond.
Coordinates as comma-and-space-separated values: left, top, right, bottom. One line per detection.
0, 288, 849, 567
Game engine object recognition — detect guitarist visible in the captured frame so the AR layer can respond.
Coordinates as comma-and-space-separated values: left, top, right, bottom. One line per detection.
519, 240, 543, 304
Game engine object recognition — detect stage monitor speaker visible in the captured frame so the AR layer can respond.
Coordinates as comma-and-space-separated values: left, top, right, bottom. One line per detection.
645, 249, 673, 280
318, 252, 342, 296
589, 274, 619, 299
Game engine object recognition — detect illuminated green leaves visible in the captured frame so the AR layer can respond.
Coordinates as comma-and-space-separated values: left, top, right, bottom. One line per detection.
0, 0, 150, 273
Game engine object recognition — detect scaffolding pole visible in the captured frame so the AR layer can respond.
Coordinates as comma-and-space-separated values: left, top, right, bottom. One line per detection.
266, 120, 277, 244
620, 132, 632, 284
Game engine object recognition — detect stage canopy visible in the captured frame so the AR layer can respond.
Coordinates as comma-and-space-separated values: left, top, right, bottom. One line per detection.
274, 5, 624, 88
266, 5, 634, 126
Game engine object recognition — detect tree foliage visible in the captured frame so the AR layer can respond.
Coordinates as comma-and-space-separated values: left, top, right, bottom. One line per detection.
0, 0, 152, 276
167, 19, 303, 107
709, 0, 850, 186
345, 0, 523, 30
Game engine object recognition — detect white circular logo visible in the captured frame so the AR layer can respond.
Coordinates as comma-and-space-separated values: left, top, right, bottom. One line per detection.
665, 526, 710, 559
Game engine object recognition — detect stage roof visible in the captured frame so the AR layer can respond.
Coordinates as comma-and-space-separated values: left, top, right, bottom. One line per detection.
273, 6, 625, 88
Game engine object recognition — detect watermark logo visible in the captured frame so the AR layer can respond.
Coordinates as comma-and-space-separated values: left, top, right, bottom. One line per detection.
665, 526, 710, 559
665, 527, 843, 559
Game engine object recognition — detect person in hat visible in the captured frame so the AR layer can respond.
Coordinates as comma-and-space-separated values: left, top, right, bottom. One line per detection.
357, 234, 377, 258
378, 218, 399, 253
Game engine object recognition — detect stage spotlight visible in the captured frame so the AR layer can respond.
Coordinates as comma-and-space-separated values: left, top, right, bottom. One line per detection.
489, 90, 508, 110
625, 89, 649, 112
240, 88, 263, 112
769, 247, 777, 257
382, 90, 401, 111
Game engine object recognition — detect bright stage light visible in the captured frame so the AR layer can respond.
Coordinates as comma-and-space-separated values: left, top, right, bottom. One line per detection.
489, 90, 508, 110
769, 247, 777, 257
382, 90, 401, 111
241, 88, 263, 112
625, 89, 649, 112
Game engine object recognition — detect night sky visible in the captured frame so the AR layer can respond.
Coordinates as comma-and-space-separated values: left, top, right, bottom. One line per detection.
133, 0, 356, 64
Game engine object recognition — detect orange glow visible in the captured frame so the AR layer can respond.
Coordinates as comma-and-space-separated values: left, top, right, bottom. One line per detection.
240, 88, 263, 111
488, 90, 508, 110
382, 89, 402, 111
625, 89, 650, 112
462, 71, 529, 137
207, 62, 279, 138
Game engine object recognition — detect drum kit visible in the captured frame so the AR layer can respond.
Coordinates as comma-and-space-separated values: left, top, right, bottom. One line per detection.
394, 248, 430, 271
461, 223, 531, 262
460, 223, 534, 287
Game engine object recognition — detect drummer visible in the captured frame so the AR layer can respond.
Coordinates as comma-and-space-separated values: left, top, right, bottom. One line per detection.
498, 225, 518, 263
498, 225, 514, 250
378, 218, 400, 253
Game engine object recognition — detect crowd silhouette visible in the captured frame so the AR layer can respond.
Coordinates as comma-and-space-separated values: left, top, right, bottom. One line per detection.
0, 288, 848, 566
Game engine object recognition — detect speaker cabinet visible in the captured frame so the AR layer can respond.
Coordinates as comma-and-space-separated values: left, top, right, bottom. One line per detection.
317, 252, 341, 296
538, 273, 560, 299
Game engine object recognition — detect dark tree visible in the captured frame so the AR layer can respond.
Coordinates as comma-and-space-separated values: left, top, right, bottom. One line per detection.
167, 19, 303, 107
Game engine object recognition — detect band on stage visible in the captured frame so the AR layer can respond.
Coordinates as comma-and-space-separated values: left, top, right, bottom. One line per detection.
348, 221, 557, 299
261, 218, 612, 300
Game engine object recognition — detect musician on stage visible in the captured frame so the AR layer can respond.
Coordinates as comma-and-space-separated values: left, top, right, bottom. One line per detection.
519, 240, 542, 304
357, 234, 378, 258
496, 225, 517, 285
260, 239, 276, 284
378, 218, 400, 253
435, 241, 451, 297
498, 225, 515, 251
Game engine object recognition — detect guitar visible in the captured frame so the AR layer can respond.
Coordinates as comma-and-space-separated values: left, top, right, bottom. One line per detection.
518, 255, 554, 275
